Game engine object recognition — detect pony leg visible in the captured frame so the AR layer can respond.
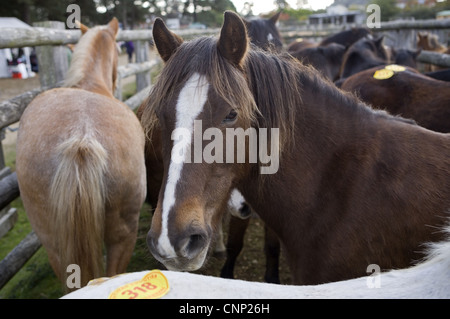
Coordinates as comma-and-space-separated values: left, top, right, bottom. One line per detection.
220, 215, 250, 279
104, 209, 140, 276
263, 225, 280, 284
213, 219, 227, 257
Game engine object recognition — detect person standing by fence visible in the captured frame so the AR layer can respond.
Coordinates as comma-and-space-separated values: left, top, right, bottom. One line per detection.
125, 41, 134, 63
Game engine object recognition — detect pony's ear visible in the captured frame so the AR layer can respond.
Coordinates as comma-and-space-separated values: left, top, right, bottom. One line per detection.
76, 20, 89, 34
269, 11, 282, 24
108, 17, 119, 37
217, 11, 248, 67
374, 35, 384, 47
152, 18, 183, 63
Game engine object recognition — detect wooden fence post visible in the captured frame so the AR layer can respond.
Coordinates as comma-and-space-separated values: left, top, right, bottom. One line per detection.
0, 231, 41, 290
135, 40, 150, 93
32, 21, 70, 88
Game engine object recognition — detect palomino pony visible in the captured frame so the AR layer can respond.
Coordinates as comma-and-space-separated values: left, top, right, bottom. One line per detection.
417, 32, 449, 71
16, 18, 146, 290
140, 11, 450, 285
341, 65, 450, 133
62, 222, 450, 298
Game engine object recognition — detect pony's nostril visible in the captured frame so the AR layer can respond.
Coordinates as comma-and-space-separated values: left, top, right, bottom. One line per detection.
239, 203, 252, 219
178, 232, 207, 259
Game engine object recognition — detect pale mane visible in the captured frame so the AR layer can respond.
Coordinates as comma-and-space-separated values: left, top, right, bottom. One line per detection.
63, 26, 104, 88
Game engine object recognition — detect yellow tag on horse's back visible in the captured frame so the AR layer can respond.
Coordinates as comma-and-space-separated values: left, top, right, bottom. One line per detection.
385, 64, 406, 72
373, 68, 394, 80
108, 270, 169, 299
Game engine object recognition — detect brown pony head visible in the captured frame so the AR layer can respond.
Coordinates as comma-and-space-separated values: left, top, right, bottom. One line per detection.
244, 11, 283, 52
140, 11, 299, 271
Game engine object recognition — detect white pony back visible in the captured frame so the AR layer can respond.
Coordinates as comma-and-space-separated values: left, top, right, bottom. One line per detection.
63, 225, 450, 299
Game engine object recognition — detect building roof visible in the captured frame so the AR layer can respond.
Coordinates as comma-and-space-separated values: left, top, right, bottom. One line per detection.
309, 10, 362, 18
436, 10, 450, 17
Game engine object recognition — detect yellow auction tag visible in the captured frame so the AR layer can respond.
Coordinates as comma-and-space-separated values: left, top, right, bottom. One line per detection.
373, 68, 394, 80
108, 270, 170, 299
385, 64, 406, 72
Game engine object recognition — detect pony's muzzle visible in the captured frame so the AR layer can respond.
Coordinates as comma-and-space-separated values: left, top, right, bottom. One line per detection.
147, 225, 210, 271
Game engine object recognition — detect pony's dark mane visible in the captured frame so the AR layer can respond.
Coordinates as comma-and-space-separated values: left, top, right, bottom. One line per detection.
141, 35, 403, 152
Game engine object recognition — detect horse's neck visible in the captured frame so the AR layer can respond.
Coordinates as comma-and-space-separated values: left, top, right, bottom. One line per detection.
80, 59, 114, 96
79, 57, 114, 97
343, 52, 385, 77
241, 79, 386, 232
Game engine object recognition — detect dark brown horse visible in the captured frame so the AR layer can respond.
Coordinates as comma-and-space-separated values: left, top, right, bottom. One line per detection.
339, 35, 390, 79
391, 48, 421, 68
244, 11, 283, 52
287, 38, 317, 53
341, 65, 450, 133
140, 11, 450, 285
319, 27, 371, 47
290, 43, 346, 81
287, 27, 370, 54
137, 12, 283, 283
425, 68, 450, 82
222, 11, 283, 284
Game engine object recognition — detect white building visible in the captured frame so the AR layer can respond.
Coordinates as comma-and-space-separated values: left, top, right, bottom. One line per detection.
0, 17, 34, 78
308, 5, 365, 26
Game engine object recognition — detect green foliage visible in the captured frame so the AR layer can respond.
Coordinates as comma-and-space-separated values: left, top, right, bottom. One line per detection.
2, 0, 450, 28
0, 0, 238, 29
282, 8, 314, 21
183, 0, 237, 26
370, 0, 450, 21
371, 0, 400, 21
397, 0, 450, 20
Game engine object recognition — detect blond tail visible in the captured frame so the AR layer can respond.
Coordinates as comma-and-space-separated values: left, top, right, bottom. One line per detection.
49, 135, 108, 290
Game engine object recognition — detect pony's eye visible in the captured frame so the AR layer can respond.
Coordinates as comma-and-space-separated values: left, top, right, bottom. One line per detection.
223, 109, 237, 123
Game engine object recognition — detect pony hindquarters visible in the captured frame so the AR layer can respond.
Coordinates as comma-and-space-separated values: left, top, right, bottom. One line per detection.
16, 127, 108, 289
16, 89, 146, 291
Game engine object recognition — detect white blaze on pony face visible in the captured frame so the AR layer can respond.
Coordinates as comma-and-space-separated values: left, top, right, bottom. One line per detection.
157, 72, 210, 258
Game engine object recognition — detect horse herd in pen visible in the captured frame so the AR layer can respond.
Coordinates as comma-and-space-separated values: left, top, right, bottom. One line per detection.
13, 10, 450, 298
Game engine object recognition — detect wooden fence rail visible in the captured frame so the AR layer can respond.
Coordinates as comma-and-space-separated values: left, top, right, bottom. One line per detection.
0, 232, 41, 289
0, 27, 221, 49
0, 17, 449, 291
